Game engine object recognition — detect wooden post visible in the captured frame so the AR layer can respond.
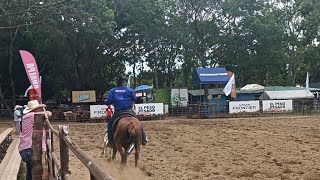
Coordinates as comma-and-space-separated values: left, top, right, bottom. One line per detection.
59, 125, 70, 180
43, 122, 50, 180
32, 114, 44, 180
50, 131, 56, 178
90, 172, 96, 180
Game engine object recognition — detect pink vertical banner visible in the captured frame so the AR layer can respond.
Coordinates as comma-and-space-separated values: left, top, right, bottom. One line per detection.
19, 50, 42, 101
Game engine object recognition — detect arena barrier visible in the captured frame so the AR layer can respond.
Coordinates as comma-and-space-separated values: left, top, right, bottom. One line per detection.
172, 99, 319, 118
0, 128, 21, 180
32, 114, 113, 180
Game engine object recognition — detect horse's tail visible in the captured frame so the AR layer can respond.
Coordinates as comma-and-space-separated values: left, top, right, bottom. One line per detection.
127, 120, 138, 155
127, 121, 137, 137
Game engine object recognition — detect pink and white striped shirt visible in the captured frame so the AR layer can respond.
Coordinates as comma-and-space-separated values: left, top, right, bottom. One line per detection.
18, 112, 47, 152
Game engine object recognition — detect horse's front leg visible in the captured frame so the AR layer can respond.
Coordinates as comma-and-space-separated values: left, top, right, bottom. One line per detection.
102, 130, 108, 157
112, 146, 117, 161
101, 141, 106, 157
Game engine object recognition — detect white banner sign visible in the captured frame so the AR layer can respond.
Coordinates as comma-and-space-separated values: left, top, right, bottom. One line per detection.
171, 88, 188, 106
90, 105, 114, 118
134, 103, 164, 116
229, 101, 260, 114
262, 100, 293, 112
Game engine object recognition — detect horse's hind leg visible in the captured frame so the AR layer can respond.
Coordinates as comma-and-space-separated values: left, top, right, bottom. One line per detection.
134, 145, 140, 167
116, 144, 127, 166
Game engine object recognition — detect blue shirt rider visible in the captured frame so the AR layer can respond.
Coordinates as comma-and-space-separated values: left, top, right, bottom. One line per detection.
105, 76, 148, 146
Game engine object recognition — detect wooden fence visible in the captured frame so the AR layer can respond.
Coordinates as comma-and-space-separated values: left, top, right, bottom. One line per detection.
32, 114, 113, 180
0, 128, 21, 180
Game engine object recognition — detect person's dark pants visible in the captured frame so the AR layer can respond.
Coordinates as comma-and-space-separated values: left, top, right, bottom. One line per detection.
20, 121, 22, 132
19, 148, 32, 180
107, 109, 147, 144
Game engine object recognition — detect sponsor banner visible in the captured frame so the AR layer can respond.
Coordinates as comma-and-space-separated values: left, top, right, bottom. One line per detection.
171, 88, 188, 106
72, 91, 96, 103
229, 101, 260, 114
134, 103, 164, 116
90, 105, 114, 118
19, 50, 42, 100
262, 100, 293, 112
29, 89, 41, 102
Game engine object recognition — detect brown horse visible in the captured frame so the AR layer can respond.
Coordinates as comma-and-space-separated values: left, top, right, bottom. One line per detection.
112, 116, 142, 167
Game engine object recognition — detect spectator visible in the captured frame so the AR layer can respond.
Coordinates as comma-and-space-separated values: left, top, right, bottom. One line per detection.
106, 105, 113, 121
13, 105, 23, 134
18, 100, 52, 180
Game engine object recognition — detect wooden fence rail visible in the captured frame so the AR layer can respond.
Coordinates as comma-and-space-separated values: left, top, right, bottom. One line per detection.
0, 128, 21, 180
33, 114, 113, 180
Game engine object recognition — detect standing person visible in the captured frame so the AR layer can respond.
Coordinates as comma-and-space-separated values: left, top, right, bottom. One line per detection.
13, 105, 23, 134
18, 100, 52, 180
106, 105, 113, 121
105, 76, 148, 147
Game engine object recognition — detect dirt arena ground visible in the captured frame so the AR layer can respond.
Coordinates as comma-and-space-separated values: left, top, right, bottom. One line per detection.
2, 115, 320, 179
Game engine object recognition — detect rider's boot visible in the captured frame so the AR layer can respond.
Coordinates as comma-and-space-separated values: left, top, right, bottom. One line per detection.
142, 136, 148, 145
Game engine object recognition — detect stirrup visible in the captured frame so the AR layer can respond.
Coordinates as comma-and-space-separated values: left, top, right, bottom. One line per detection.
106, 142, 113, 147
142, 141, 147, 145
106, 140, 113, 147
142, 136, 149, 145
142, 139, 148, 145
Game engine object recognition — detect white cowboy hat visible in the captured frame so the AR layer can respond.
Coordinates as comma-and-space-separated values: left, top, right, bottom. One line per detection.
14, 105, 22, 110
23, 100, 46, 114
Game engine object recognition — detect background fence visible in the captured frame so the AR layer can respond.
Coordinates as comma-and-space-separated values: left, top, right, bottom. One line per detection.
1, 99, 320, 121
169, 99, 319, 118
0, 105, 92, 122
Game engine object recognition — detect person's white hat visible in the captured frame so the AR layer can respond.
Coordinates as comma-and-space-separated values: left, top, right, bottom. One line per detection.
23, 100, 46, 114
14, 105, 22, 110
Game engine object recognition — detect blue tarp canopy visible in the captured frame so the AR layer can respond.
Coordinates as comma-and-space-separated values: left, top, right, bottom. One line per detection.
192, 68, 230, 84
134, 85, 153, 92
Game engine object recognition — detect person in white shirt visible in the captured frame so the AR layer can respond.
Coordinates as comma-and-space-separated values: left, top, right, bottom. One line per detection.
14, 105, 23, 134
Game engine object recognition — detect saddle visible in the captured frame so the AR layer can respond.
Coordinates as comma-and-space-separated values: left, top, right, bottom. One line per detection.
112, 111, 136, 131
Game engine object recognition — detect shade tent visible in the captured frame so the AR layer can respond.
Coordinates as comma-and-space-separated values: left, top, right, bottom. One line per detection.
192, 68, 230, 84
134, 85, 153, 92
260, 90, 314, 100
240, 84, 264, 92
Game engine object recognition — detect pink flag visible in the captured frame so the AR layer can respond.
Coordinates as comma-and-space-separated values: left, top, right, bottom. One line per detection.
19, 50, 42, 100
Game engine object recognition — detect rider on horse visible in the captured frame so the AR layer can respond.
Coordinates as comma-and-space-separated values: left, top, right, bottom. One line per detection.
105, 76, 148, 147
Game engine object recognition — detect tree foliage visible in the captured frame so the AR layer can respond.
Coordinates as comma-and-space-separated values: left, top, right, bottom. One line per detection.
0, 0, 319, 107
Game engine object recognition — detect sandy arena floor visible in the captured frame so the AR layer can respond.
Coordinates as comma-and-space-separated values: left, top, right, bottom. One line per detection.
2, 115, 320, 180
